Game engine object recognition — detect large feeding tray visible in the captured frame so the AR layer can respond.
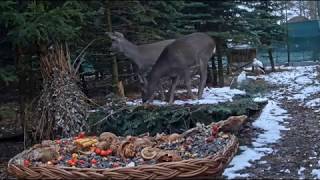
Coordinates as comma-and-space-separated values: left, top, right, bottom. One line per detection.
8, 123, 239, 179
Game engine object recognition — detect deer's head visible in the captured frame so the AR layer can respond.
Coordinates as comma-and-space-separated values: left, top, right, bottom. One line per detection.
141, 77, 159, 103
106, 31, 125, 53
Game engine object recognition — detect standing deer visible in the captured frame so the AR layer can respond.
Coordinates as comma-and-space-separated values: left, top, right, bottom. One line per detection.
142, 32, 216, 104
106, 32, 175, 99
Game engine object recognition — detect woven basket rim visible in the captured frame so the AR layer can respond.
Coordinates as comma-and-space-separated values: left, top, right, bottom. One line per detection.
8, 134, 239, 179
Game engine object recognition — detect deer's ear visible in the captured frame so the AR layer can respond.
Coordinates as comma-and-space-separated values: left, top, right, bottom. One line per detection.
105, 32, 112, 37
106, 32, 118, 40
114, 31, 124, 38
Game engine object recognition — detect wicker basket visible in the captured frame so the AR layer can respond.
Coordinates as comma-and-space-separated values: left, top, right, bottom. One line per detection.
8, 135, 238, 180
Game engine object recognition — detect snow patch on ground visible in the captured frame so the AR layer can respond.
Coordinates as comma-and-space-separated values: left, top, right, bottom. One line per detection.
223, 146, 260, 178
263, 66, 318, 90
224, 65, 318, 179
223, 100, 289, 179
253, 97, 268, 103
312, 169, 320, 179
253, 101, 290, 144
126, 87, 246, 106
290, 86, 320, 101
305, 98, 320, 109
298, 167, 306, 179
263, 66, 320, 108
247, 76, 257, 80
243, 65, 295, 72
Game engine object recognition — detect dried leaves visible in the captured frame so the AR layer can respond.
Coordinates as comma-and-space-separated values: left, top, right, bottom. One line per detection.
34, 45, 89, 141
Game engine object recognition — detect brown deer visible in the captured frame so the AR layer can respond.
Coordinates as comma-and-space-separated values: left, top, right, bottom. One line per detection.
106, 32, 175, 99
142, 32, 216, 104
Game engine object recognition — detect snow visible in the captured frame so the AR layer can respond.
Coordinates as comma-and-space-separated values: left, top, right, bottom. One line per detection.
126, 162, 135, 167
283, 169, 291, 173
223, 146, 258, 178
253, 58, 263, 68
312, 169, 320, 179
253, 101, 290, 144
243, 65, 295, 72
253, 97, 268, 103
237, 71, 247, 88
126, 87, 245, 106
263, 66, 317, 87
258, 160, 267, 164
298, 167, 305, 176
295, 76, 313, 85
305, 98, 320, 108
263, 66, 320, 107
223, 100, 289, 179
247, 76, 257, 80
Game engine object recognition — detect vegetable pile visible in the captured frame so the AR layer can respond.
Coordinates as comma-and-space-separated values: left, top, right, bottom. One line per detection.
12, 116, 247, 169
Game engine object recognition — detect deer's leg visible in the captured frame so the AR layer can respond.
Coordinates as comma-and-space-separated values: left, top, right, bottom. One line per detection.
168, 76, 179, 104
137, 73, 143, 84
159, 84, 166, 101
147, 93, 156, 103
184, 70, 196, 100
198, 59, 208, 99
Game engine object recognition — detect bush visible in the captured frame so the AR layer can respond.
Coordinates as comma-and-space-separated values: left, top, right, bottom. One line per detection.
88, 94, 267, 136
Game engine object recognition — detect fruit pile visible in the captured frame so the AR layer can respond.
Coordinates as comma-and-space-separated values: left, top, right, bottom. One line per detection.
14, 116, 246, 169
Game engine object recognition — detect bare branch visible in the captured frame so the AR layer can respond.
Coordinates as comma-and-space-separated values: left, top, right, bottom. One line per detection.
72, 38, 100, 69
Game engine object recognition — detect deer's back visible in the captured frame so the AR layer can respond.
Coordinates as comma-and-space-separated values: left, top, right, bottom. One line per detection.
154, 33, 215, 71
138, 39, 175, 69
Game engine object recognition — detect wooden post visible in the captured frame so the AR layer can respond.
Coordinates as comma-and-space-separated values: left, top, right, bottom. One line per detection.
268, 47, 275, 71
318, 0, 320, 20
285, 1, 291, 65
226, 50, 231, 75
216, 38, 224, 87
211, 55, 218, 86
105, 0, 123, 96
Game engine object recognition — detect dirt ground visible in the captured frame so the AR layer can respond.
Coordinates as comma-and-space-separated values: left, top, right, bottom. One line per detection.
232, 97, 320, 179
224, 65, 320, 179
0, 140, 24, 179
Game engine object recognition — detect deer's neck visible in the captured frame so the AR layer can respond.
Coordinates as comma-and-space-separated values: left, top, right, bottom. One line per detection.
121, 40, 143, 69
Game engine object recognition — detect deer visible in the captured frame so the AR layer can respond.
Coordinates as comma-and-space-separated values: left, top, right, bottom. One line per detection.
106, 32, 175, 100
142, 32, 216, 104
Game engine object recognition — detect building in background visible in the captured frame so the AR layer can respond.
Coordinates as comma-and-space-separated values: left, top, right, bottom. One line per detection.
227, 44, 257, 73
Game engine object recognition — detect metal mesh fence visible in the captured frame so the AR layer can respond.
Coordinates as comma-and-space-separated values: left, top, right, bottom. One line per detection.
258, 20, 320, 66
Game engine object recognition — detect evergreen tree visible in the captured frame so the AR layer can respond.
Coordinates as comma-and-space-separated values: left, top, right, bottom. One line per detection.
177, 1, 248, 86
0, 0, 89, 140
243, 1, 285, 71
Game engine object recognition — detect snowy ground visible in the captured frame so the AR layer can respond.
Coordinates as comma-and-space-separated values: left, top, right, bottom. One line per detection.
265, 66, 320, 107
126, 87, 245, 105
223, 65, 320, 179
223, 100, 290, 178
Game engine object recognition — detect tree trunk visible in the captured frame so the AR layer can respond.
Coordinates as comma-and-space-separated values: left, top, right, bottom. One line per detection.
226, 52, 231, 75
15, 46, 25, 132
106, 0, 123, 97
268, 47, 275, 71
211, 55, 218, 86
299, 1, 303, 16
317, 0, 320, 19
35, 44, 89, 141
207, 64, 212, 86
216, 41, 224, 87
285, 2, 291, 65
